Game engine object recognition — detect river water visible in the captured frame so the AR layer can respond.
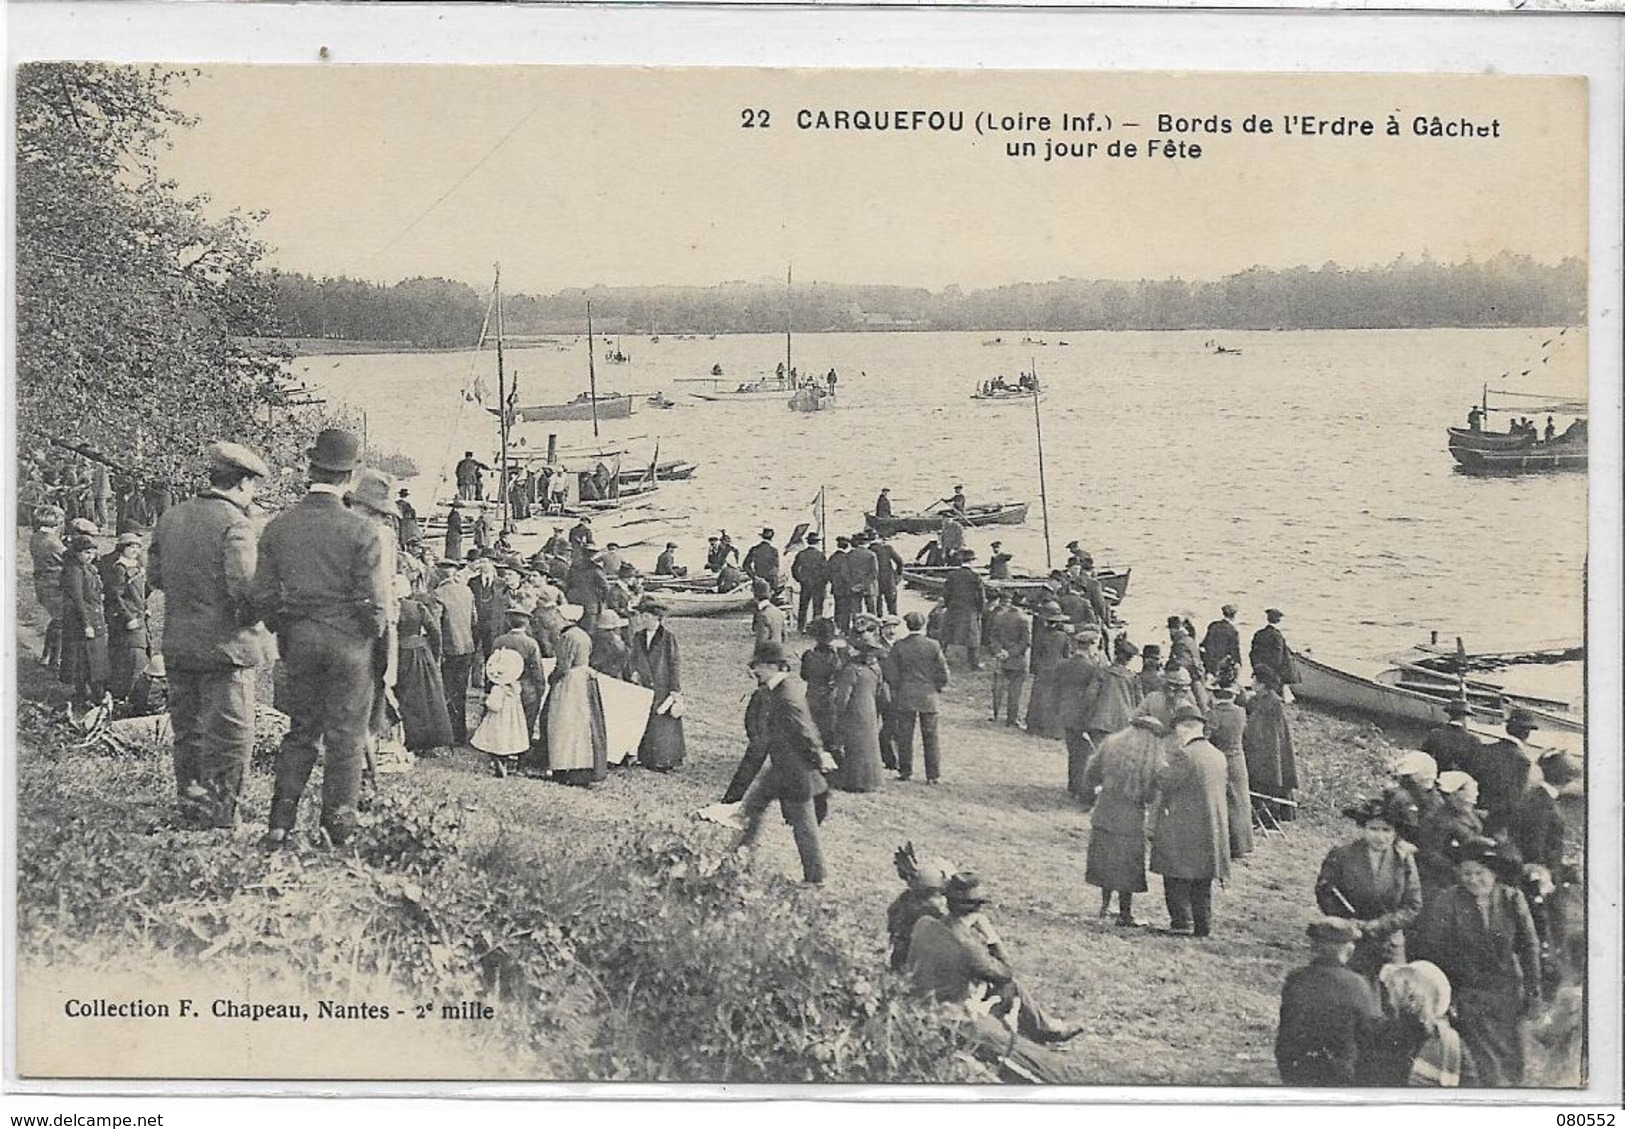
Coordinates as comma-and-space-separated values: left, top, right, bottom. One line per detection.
293, 326, 1588, 706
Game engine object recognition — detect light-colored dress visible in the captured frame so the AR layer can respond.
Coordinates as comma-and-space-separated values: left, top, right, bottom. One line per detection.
548, 624, 608, 782
472, 683, 528, 758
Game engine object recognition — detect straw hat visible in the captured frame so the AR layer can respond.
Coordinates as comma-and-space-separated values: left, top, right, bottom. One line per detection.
485, 649, 523, 686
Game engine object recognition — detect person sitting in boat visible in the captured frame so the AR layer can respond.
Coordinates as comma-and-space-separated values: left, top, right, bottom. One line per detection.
716, 559, 747, 594
914, 540, 946, 568
655, 541, 686, 578
949, 485, 968, 515
776, 361, 786, 380
1467, 405, 1485, 432
711, 363, 724, 376
1543, 415, 1556, 442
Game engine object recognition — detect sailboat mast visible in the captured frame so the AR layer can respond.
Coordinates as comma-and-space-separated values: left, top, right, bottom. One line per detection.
496, 264, 510, 532
785, 264, 793, 383
587, 300, 600, 440
1031, 357, 1052, 570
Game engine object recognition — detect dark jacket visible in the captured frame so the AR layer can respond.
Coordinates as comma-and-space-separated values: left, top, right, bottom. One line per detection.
791, 546, 829, 590
1199, 617, 1241, 674
1486, 783, 1565, 871
885, 633, 950, 713
253, 490, 388, 644
750, 674, 830, 801
1275, 958, 1382, 1086
873, 541, 905, 591
743, 541, 781, 587
844, 546, 879, 595
985, 606, 1030, 673
1052, 653, 1103, 733
941, 566, 985, 647
149, 492, 266, 669
1421, 722, 1483, 776
1315, 840, 1424, 975
826, 549, 852, 596
1249, 624, 1298, 684
1411, 882, 1542, 1000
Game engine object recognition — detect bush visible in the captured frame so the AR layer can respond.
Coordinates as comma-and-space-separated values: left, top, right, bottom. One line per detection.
14, 715, 985, 1083
367, 449, 420, 480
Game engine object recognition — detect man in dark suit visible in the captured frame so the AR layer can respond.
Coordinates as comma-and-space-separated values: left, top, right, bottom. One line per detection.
885, 611, 950, 783
742, 527, 781, 590
873, 487, 893, 519
1275, 918, 1383, 1085
941, 549, 986, 670
845, 531, 879, 616
1249, 607, 1298, 685
734, 641, 836, 884
1472, 709, 1541, 822
1200, 604, 1242, 675
790, 533, 829, 630
252, 428, 389, 848
149, 441, 270, 828
985, 592, 1030, 725
1421, 696, 1483, 775
751, 578, 787, 644
873, 532, 905, 617
827, 536, 854, 633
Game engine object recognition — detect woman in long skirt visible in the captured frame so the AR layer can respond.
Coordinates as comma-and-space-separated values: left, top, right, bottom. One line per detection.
1085, 716, 1168, 926
799, 617, 843, 750
830, 638, 887, 792
1243, 667, 1298, 822
58, 534, 110, 705
548, 611, 608, 785
1206, 663, 1254, 859
395, 592, 454, 752
1023, 608, 1068, 737
626, 599, 687, 770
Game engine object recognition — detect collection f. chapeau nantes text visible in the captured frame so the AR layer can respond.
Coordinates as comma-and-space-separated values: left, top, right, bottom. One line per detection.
743, 107, 1506, 161
61, 997, 496, 1022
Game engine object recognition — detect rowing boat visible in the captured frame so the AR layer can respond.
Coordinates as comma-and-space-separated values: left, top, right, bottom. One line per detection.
656, 588, 756, 617
868, 501, 1029, 534
901, 565, 1130, 606
1293, 651, 1584, 743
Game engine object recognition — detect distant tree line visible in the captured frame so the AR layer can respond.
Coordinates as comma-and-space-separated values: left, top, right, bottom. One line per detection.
270, 252, 1584, 343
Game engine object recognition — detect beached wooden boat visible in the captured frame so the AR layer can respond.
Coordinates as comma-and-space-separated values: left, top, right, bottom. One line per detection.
656, 588, 756, 617
901, 565, 1129, 606
867, 501, 1029, 535
502, 392, 635, 423
618, 459, 697, 485
1293, 651, 1583, 736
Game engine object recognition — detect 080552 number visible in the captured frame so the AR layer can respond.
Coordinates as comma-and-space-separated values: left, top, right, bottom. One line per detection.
1556, 1115, 1615, 1126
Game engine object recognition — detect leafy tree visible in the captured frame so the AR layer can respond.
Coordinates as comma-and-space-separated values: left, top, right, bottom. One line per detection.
15, 63, 297, 487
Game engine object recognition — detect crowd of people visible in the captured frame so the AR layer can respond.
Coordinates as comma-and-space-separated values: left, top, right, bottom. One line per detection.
20, 443, 1583, 1089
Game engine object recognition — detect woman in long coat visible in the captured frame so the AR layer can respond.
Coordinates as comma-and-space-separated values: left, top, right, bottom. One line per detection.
1023, 609, 1068, 737
395, 591, 455, 751
1149, 711, 1231, 934
1205, 674, 1254, 860
829, 638, 887, 792
30, 506, 67, 670
1081, 637, 1144, 744
1315, 797, 1424, 977
1243, 667, 1298, 823
1085, 716, 1168, 925
444, 503, 464, 562
548, 611, 608, 785
103, 536, 150, 701
626, 600, 686, 770
799, 618, 843, 749
1409, 839, 1542, 1087
59, 534, 110, 705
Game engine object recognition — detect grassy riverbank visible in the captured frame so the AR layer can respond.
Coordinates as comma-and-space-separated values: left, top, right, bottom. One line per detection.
9, 558, 1584, 1085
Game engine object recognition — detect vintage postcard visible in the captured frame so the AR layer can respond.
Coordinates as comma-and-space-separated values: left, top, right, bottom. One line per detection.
6, 37, 1620, 1103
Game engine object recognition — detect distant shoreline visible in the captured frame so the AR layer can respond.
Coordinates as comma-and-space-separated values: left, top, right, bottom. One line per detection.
253, 324, 1579, 359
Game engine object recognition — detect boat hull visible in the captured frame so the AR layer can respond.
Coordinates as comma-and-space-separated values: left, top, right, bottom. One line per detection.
1448, 443, 1587, 474
689, 388, 792, 402
867, 503, 1029, 534
656, 589, 756, 617
969, 392, 1036, 404
901, 565, 1129, 606
511, 396, 635, 422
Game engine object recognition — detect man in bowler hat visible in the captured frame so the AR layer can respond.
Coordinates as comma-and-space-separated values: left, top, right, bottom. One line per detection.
252, 428, 389, 847
149, 441, 270, 828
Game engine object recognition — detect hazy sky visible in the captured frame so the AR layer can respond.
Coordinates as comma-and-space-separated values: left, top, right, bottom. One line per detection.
161, 67, 1588, 294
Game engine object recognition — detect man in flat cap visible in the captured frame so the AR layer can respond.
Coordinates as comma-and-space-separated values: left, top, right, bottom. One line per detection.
149, 441, 271, 828
1274, 918, 1382, 1085
252, 428, 388, 848
1200, 604, 1242, 676
1249, 607, 1299, 687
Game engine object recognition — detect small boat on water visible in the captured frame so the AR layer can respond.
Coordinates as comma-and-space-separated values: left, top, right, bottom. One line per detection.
685, 375, 795, 402
1292, 651, 1584, 744
901, 565, 1130, 606
501, 392, 635, 423
867, 501, 1029, 535
1449, 387, 1587, 474
647, 392, 677, 409
618, 459, 698, 485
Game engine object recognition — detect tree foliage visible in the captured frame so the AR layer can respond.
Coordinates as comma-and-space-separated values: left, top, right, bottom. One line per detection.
270, 273, 488, 348
15, 63, 301, 486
